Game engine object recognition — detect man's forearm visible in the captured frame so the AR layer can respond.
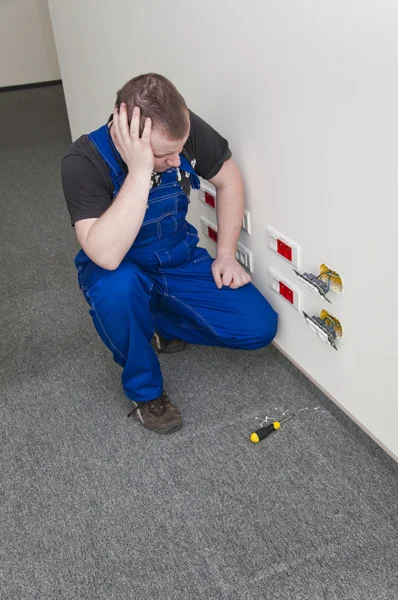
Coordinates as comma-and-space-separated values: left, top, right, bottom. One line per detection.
215, 169, 244, 257
85, 172, 151, 269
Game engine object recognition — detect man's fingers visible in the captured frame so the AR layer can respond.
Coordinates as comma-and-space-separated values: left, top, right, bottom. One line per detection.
229, 272, 251, 289
213, 258, 252, 290
211, 263, 223, 289
118, 103, 131, 146
141, 117, 152, 142
130, 105, 140, 140
236, 273, 248, 287
221, 268, 233, 288
242, 269, 252, 284
113, 106, 122, 144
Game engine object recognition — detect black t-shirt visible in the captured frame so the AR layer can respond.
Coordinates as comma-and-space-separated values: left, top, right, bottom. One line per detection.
61, 110, 232, 225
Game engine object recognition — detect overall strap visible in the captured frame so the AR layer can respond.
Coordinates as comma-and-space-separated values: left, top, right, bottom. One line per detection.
87, 124, 126, 184
179, 155, 201, 190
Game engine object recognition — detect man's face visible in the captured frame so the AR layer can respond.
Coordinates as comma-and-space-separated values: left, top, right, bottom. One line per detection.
150, 127, 189, 172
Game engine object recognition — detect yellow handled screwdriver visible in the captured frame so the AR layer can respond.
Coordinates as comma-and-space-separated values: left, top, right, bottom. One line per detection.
250, 414, 294, 443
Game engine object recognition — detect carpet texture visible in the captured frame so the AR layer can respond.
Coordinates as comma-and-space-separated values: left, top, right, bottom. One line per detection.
1, 85, 398, 600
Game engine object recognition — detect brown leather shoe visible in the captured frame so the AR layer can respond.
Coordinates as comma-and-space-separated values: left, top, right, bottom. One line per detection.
127, 392, 183, 434
151, 332, 187, 355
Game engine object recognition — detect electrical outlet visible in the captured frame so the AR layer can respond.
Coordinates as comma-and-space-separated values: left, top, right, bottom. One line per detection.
294, 270, 332, 303
303, 312, 338, 350
198, 180, 217, 209
200, 218, 253, 272
235, 241, 253, 273
266, 226, 300, 268
268, 267, 301, 311
200, 216, 218, 242
199, 179, 250, 235
200, 215, 253, 271
242, 210, 251, 234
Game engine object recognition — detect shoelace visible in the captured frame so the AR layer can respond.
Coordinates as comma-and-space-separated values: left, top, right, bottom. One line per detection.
127, 394, 168, 418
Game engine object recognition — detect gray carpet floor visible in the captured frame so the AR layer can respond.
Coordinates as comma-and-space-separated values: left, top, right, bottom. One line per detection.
1, 84, 398, 600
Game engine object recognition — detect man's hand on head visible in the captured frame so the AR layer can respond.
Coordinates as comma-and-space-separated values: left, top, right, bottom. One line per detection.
211, 253, 252, 290
112, 104, 154, 179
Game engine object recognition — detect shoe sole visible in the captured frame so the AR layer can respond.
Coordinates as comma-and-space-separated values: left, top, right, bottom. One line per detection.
139, 421, 183, 435
152, 334, 187, 355
161, 342, 187, 354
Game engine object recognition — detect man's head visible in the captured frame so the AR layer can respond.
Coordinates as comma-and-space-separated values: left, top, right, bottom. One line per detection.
115, 73, 190, 171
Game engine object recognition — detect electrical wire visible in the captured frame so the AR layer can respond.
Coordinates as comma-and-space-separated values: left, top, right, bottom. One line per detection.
318, 270, 342, 293
323, 316, 337, 327
316, 273, 332, 292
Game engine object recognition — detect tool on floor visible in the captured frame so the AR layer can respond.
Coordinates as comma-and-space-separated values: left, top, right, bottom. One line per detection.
250, 414, 294, 443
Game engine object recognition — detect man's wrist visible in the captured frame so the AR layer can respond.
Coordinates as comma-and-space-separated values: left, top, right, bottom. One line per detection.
126, 170, 152, 188
216, 250, 236, 258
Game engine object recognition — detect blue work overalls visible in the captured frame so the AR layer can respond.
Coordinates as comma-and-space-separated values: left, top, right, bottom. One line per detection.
75, 123, 278, 402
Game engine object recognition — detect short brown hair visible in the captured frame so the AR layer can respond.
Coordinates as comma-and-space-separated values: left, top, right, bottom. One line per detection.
115, 73, 189, 140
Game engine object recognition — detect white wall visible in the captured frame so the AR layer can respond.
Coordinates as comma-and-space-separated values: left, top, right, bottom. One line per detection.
48, 0, 398, 459
0, 0, 60, 87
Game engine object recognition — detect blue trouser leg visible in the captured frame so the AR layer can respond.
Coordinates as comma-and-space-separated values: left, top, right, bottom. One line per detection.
153, 248, 278, 350
77, 248, 277, 404
78, 259, 163, 402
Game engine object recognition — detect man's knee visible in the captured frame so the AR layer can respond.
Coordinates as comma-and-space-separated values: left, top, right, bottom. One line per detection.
216, 289, 277, 350
89, 261, 151, 310
255, 308, 278, 348
235, 294, 278, 350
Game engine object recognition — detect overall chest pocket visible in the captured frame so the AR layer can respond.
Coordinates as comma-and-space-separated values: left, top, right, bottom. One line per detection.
134, 181, 190, 243
142, 192, 179, 225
